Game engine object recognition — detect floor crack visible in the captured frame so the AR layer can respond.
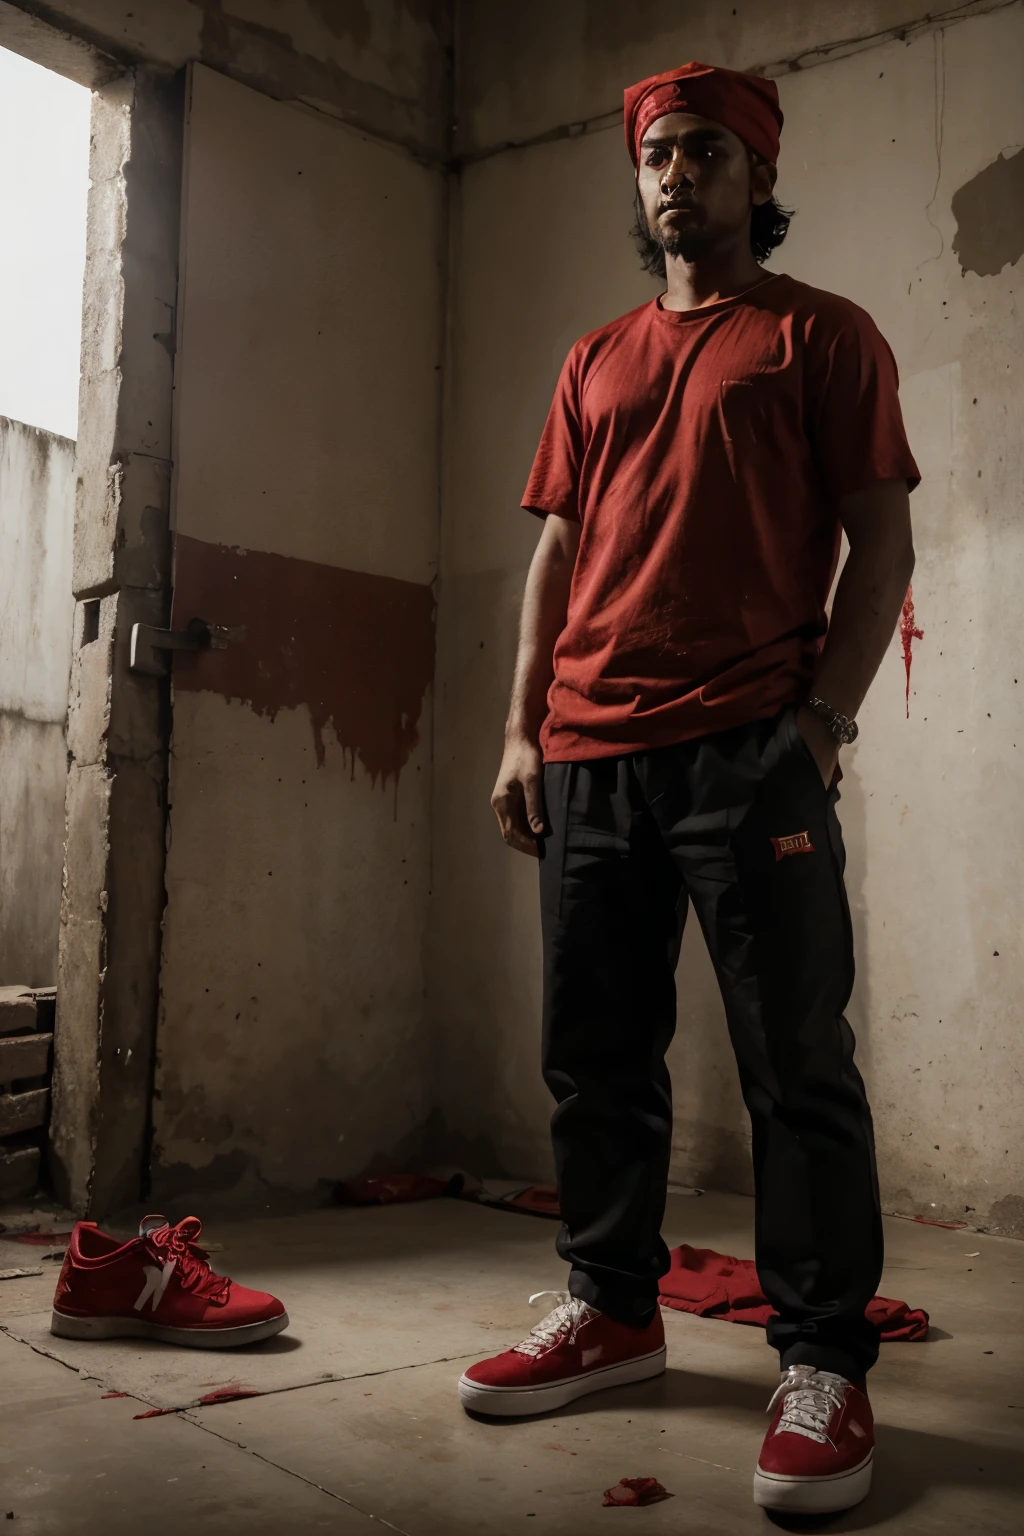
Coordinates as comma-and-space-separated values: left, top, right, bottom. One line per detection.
0, 1323, 105, 1384
1, 1326, 412, 1532
177, 1411, 415, 1534
0, 1318, 486, 1414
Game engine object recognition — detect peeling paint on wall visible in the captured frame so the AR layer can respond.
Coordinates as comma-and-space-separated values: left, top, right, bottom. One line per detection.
172, 535, 435, 784
986, 1192, 1024, 1239
952, 147, 1024, 277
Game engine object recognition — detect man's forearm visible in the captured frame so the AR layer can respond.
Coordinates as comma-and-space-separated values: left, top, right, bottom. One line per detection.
811, 538, 915, 721
808, 478, 916, 725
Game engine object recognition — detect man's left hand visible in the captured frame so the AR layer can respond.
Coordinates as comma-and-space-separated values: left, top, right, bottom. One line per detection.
795, 706, 840, 788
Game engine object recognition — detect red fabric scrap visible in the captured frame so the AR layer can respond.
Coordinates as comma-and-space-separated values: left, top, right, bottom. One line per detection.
13, 1231, 72, 1246
133, 1408, 179, 1419
504, 1185, 560, 1218
602, 1478, 670, 1507
197, 1388, 263, 1406
335, 1174, 453, 1206
658, 1245, 929, 1341
102, 1392, 129, 1399
912, 1215, 967, 1230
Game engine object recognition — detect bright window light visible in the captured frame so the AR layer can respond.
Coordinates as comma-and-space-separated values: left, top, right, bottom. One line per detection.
0, 46, 91, 440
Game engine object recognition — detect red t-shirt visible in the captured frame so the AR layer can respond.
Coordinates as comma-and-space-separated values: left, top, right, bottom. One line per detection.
522, 274, 920, 762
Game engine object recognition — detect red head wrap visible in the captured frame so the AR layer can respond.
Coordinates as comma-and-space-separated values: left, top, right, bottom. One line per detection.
624, 61, 782, 169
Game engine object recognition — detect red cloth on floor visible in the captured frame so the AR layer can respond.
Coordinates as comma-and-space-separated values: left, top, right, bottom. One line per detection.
658, 1245, 929, 1341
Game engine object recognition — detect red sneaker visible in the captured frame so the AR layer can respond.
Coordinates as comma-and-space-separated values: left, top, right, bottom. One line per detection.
753, 1366, 874, 1513
50, 1214, 288, 1349
458, 1290, 666, 1416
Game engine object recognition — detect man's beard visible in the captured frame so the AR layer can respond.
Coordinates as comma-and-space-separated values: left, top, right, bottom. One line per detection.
659, 223, 713, 263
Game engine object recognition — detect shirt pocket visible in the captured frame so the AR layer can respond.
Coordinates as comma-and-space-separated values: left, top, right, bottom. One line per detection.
718, 374, 774, 444
717, 373, 803, 477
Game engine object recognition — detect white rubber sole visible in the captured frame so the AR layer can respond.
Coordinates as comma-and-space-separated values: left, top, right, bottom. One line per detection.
50, 1308, 289, 1349
458, 1345, 667, 1417
753, 1449, 873, 1513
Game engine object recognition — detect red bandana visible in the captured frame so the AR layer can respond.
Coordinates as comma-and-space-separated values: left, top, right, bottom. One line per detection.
624, 61, 783, 169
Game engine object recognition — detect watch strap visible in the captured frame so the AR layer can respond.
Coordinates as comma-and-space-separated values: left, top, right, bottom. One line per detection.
805, 696, 859, 745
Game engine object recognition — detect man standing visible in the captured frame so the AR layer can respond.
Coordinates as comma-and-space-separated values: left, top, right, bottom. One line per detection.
458, 62, 918, 1516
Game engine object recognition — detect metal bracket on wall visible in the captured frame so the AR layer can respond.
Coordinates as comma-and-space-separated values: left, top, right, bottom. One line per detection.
129, 618, 246, 677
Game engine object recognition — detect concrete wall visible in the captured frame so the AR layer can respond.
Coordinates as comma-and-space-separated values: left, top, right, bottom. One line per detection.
453, 0, 1012, 157
48, 66, 184, 1216
1, 0, 452, 156
16, 0, 1021, 1229
152, 63, 444, 1201
0, 418, 76, 987
4, 0, 452, 1215
432, 0, 1024, 1236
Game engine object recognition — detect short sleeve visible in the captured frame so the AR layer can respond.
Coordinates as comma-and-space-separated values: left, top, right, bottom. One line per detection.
808, 307, 920, 502
521, 348, 584, 521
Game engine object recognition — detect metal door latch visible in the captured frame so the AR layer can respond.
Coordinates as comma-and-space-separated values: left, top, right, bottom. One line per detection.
129, 618, 246, 677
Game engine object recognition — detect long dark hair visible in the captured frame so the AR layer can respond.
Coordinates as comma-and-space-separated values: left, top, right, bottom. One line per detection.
631, 185, 794, 276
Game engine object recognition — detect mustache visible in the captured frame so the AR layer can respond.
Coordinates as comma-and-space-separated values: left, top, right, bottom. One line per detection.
658, 194, 699, 214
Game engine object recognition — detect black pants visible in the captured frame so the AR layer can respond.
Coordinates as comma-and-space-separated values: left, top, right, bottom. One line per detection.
539, 708, 883, 1382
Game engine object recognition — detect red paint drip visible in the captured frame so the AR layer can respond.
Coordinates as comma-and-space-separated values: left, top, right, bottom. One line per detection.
171, 535, 435, 787
900, 585, 924, 718
196, 1387, 263, 1406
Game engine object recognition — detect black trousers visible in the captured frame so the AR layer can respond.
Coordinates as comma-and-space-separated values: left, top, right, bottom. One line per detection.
539, 708, 884, 1382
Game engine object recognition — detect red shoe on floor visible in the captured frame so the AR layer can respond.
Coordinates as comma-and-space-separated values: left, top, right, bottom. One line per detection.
458, 1290, 666, 1416
753, 1365, 874, 1513
51, 1214, 288, 1349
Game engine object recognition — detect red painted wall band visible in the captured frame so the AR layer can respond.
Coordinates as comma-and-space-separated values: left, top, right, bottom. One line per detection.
171, 534, 435, 786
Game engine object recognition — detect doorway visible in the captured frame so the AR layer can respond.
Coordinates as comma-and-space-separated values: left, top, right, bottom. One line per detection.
0, 42, 89, 1204
0, 42, 89, 984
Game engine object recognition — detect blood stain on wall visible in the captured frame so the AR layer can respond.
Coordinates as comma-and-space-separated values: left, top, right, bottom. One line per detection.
900, 584, 924, 719
171, 534, 435, 785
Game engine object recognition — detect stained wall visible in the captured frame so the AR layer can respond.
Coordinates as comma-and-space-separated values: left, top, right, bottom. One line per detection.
10, 0, 454, 1214
151, 63, 445, 1199
16, 0, 1022, 1226
432, 0, 1024, 1235
0, 0, 452, 155
0, 419, 76, 987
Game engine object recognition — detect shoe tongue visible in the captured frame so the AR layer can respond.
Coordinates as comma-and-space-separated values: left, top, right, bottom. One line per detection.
138, 1213, 169, 1239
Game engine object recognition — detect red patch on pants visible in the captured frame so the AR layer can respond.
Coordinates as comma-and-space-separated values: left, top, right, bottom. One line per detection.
771, 830, 814, 860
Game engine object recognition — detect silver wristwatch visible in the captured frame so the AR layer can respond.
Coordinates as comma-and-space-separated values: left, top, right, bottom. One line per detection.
804, 696, 859, 745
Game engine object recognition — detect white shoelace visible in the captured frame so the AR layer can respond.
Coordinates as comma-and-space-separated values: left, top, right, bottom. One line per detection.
767, 1365, 848, 1446
511, 1290, 598, 1357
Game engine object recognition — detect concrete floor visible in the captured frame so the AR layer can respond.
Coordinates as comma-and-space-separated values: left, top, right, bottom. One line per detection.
1, 1191, 1021, 1534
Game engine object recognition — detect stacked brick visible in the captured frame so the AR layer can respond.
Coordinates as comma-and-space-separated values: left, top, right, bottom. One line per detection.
0, 985, 55, 1202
